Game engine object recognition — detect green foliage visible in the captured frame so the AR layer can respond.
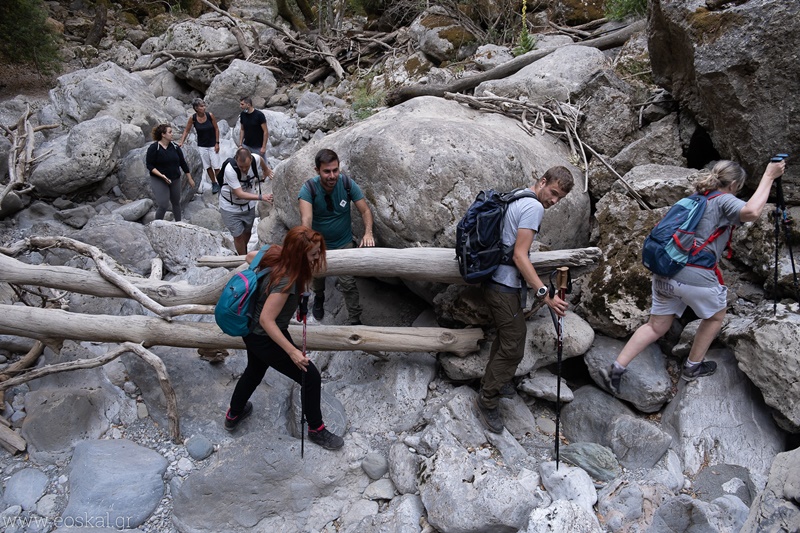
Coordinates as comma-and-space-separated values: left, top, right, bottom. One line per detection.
513, 27, 536, 57
604, 0, 647, 21
351, 84, 385, 120
0, 0, 61, 74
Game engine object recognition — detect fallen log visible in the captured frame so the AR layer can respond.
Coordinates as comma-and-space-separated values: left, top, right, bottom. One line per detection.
198, 246, 603, 284
0, 252, 230, 306
386, 20, 646, 106
0, 305, 483, 356
0, 424, 25, 454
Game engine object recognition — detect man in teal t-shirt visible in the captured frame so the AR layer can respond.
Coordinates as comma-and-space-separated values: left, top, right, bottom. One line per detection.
298, 149, 375, 325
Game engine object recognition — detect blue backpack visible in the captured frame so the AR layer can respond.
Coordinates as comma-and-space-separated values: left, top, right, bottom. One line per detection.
455, 188, 538, 284
215, 245, 271, 336
641, 191, 727, 277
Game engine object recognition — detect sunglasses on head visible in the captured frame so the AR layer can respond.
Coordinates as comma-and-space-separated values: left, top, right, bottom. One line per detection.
324, 194, 334, 212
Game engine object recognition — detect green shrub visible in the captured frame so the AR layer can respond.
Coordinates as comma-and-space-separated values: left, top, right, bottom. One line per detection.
0, 0, 61, 74
604, 0, 647, 21
513, 27, 536, 56
352, 84, 385, 120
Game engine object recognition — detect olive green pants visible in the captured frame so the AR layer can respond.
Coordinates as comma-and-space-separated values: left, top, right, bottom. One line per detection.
480, 285, 527, 409
312, 240, 362, 323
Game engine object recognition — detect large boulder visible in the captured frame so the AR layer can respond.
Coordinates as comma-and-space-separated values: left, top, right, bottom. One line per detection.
47, 61, 169, 142
145, 220, 235, 273
272, 96, 591, 252
648, 0, 800, 201
741, 446, 800, 533
722, 303, 800, 432
29, 116, 128, 197
205, 59, 278, 123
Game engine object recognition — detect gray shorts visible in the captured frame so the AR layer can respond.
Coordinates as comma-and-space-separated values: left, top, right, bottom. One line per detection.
220, 207, 255, 237
650, 275, 727, 319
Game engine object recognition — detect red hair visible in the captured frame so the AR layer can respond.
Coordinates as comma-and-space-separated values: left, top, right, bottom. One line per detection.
259, 226, 327, 293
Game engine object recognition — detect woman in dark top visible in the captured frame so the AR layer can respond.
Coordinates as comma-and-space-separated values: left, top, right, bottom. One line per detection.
146, 124, 194, 221
178, 98, 221, 194
224, 226, 345, 450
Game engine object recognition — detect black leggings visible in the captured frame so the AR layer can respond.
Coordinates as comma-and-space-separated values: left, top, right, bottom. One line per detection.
229, 329, 323, 429
150, 176, 182, 221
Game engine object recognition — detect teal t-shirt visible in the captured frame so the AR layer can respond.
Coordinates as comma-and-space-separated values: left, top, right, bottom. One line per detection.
298, 175, 364, 249
251, 274, 297, 336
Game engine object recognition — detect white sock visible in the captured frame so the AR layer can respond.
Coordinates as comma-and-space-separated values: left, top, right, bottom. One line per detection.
684, 360, 701, 369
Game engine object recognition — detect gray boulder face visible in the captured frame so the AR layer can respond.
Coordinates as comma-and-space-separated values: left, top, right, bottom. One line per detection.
722, 304, 800, 432
347, 494, 424, 533
172, 430, 366, 533
693, 464, 755, 507
610, 164, 698, 208
540, 461, 598, 515
523, 499, 603, 533
649, 0, 800, 201
741, 446, 800, 533
729, 212, 799, 296
584, 335, 671, 413
161, 19, 247, 91
661, 349, 785, 490
112, 198, 154, 222
263, 110, 301, 159
409, 7, 479, 64
273, 96, 590, 252
472, 44, 514, 71
136, 67, 194, 102
4, 468, 49, 511
64, 439, 168, 529
29, 116, 126, 197
73, 217, 157, 276
560, 442, 621, 482
205, 59, 278, 123
388, 442, 420, 495
519, 369, 574, 403
296, 90, 324, 118
145, 220, 235, 273
577, 191, 663, 338
298, 107, 352, 133
560, 386, 634, 447
607, 414, 671, 470
48, 61, 169, 141
648, 493, 749, 533
476, 45, 608, 102
419, 443, 549, 533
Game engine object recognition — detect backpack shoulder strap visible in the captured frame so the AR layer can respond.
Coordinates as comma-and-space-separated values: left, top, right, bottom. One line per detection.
250, 156, 259, 181
248, 244, 271, 272
304, 178, 318, 202
341, 173, 353, 200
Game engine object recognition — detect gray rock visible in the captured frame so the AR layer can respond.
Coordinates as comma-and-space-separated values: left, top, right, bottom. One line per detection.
341, 499, 379, 530
295, 91, 324, 118
64, 439, 168, 529
185, 434, 214, 461
205, 59, 277, 123
561, 386, 634, 448
4, 468, 49, 511
723, 304, 800, 431
477, 45, 608, 103
606, 115, 685, 181
560, 442, 621, 482
298, 107, 351, 132
419, 444, 549, 532
519, 369, 574, 403
607, 414, 671, 470
29, 116, 126, 197
612, 164, 698, 208
261, 110, 301, 159
597, 479, 674, 532
145, 220, 234, 273
136, 67, 193, 102
347, 494, 425, 533
54, 205, 96, 228
272, 96, 590, 254
361, 452, 389, 480
649, 493, 748, 533
388, 442, 419, 495
661, 349, 784, 490
112, 198, 153, 222
363, 478, 395, 500
522, 499, 602, 533
73, 217, 157, 276
741, 446, 800, 533
693, 464, 755, 506
540, 461, 597, 514
645, 449, 685, 493
472, 44, 513, 71
409, 7, 478, 63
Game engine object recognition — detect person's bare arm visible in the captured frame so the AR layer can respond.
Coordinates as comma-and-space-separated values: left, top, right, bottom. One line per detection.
177, 116, 193, 147
739, 161, 785, 222
512, 228, 567, 316
299, 199, 314, 228
354, 198, 374, 247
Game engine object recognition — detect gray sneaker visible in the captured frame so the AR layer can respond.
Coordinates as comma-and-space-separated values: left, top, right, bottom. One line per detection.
475, 397, 504, 433
600, 364, 626, 396
682, 360, 717, 382
308, 426, 344, 450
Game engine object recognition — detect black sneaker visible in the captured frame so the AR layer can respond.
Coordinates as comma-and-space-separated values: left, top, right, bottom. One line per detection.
600, 364, 626, 396
345, 317, 362, 326
682, 360, 717, 382
499, 382, 516, 398
475, 397, 504, 434
224, 401, 253, 431
312, 293, 325, 320
308, 426, 344, 450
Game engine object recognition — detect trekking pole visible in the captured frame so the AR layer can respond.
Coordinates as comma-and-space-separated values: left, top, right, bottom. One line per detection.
548, 266, 571, 470
771, 154, 798, 313
297, 292, 310, 458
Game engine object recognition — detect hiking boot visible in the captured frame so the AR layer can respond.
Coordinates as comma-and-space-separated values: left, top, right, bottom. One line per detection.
308, 426, 344, 450
212, 182, 220, 194
475, 397, 504, 434
499, 382, 516, 398
345, 317, 362, 326
224, 401, 253, 431
312, 293, 325, 320
600, 364, 626, 396
681, 360, 717, 382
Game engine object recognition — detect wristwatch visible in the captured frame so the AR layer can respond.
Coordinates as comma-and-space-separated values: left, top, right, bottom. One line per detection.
535, 286, 548, 300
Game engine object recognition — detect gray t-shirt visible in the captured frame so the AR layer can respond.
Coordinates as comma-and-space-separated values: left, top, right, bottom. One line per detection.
250, 274, 298, 336
671, 193, 745, 287
491, 196, 544, 288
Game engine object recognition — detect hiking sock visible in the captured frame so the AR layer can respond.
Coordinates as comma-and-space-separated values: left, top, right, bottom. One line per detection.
684, 360, 701, 369
612, 361, 626, 373
308, 423, 325, 434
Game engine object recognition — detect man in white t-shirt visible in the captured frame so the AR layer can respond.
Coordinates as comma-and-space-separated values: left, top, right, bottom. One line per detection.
219, 147, 274, 255
476, 166, 574, 434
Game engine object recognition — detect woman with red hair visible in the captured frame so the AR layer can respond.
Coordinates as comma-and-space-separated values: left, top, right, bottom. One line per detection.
224, 226, 344, 450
